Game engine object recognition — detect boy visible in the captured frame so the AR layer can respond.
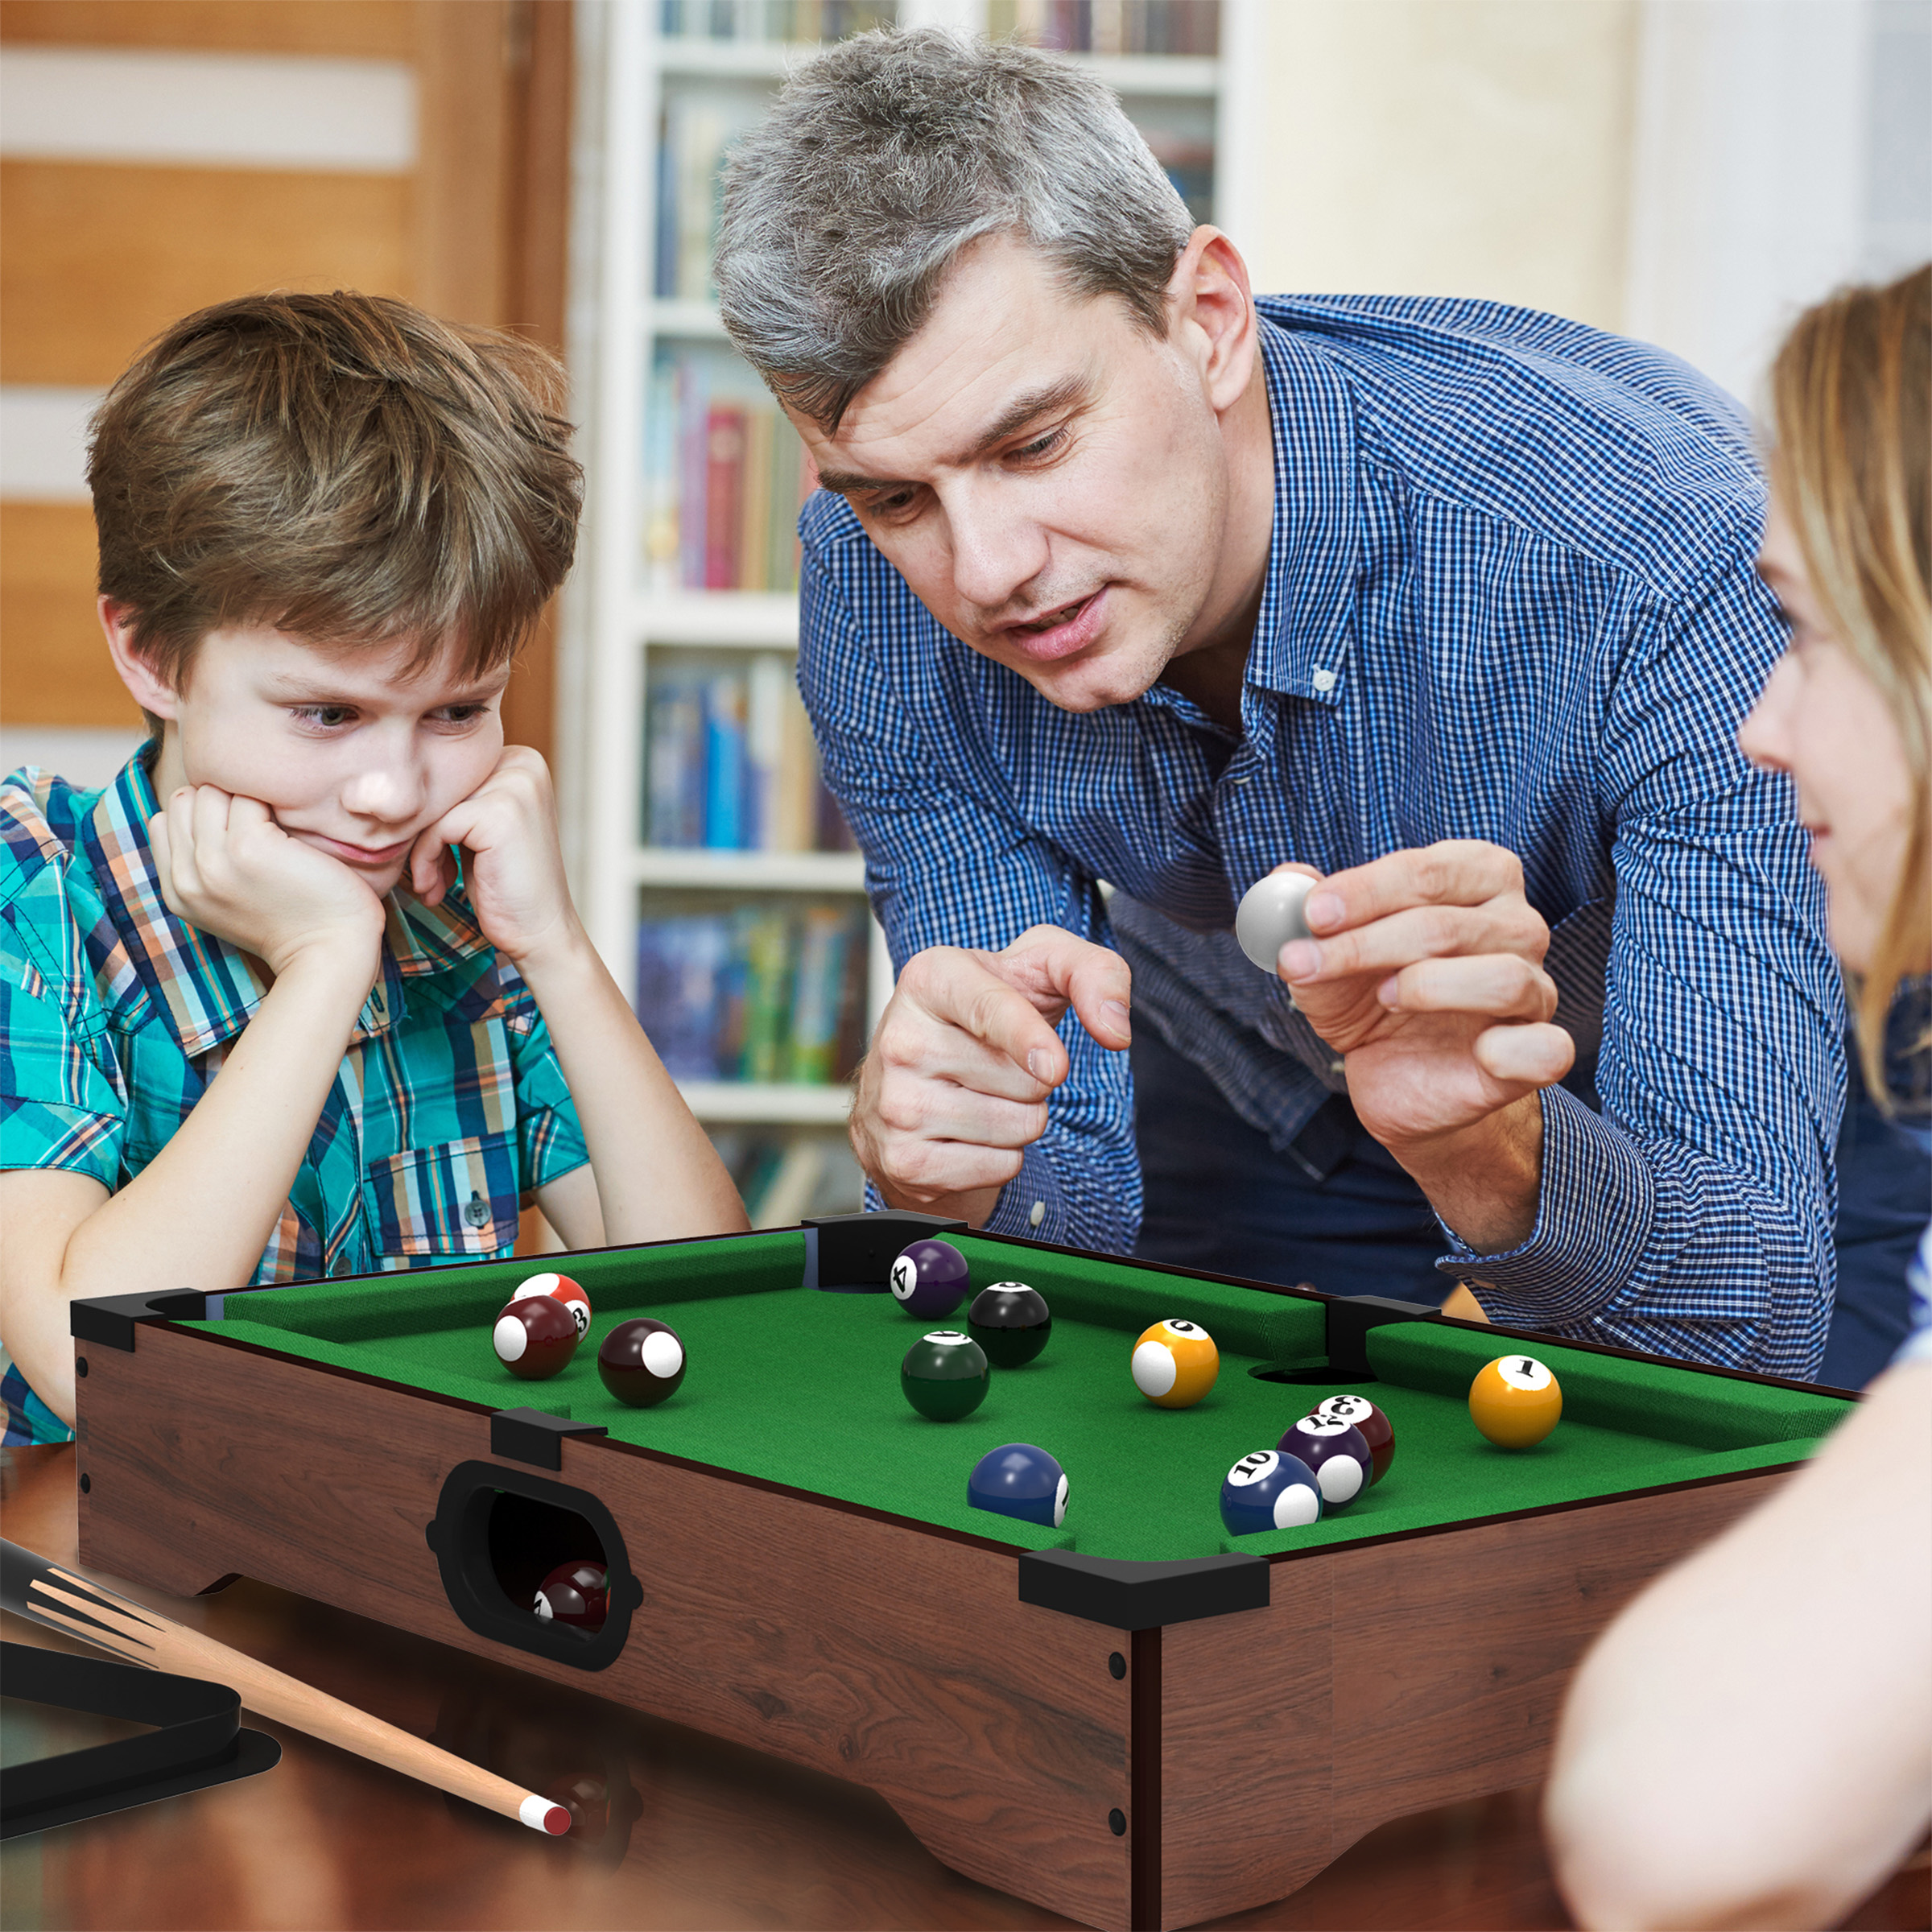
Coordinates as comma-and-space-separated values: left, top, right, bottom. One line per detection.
0, 291, 748, 1443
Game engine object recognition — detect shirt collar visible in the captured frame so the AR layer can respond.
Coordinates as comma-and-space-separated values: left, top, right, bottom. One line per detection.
84, 751, 494, 1057
1244, 316, 1363, 710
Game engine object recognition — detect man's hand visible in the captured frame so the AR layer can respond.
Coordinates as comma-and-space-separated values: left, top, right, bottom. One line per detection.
407, 747, 578, 969
852, 925, 1131, 1228
149, 785, 384, 987
1272, 840, 1575, 1253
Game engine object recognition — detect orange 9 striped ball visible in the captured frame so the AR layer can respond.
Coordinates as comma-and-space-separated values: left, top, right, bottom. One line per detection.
1130, 1319, 1220, 1409
1468, 1353, 1563, 1449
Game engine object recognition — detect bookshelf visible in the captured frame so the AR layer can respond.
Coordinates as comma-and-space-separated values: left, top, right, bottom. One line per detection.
560, 0, 1241, 1222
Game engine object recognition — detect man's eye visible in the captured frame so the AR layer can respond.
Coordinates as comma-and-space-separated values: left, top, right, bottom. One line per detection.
865, 489, 919, 518
1013, 426, 1068, 462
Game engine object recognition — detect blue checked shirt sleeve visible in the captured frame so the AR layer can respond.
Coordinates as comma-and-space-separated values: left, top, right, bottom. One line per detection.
799, 546, 1141, 1253
1445, 542, 1844, 1377
497, 963, 590, 1196
1, 839, 126, 1188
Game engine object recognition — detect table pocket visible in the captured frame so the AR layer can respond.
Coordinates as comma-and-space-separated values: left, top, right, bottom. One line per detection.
367, 1130, 520, 1258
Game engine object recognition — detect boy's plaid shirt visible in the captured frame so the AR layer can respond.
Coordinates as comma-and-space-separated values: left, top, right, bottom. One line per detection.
0, 751, 589, 1443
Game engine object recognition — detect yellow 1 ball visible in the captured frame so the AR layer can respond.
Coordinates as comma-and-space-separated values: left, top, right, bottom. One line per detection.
1131, 1319, 1220, 1409
1468, 1353, 1563, 1448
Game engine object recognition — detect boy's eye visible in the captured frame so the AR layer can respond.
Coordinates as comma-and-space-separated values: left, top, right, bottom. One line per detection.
431, 703, 493, 728
291, 704, 356, 729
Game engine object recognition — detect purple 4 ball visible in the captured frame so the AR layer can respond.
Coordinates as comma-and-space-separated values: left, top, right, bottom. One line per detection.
890, 1239, 972, 1319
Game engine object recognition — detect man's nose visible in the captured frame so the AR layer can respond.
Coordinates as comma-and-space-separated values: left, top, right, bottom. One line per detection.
943, 477, 1051, 615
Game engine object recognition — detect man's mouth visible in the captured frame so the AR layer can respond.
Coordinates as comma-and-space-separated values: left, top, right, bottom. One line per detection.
996, 588, 1107, 663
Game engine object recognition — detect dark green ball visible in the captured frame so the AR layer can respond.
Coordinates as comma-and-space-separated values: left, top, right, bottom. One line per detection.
900, 1330, 990, 1422
967, 1282, 1052, 1368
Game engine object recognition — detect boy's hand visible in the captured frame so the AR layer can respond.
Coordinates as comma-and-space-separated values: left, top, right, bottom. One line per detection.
407, 747, 579, 968
149, 786, 385, 985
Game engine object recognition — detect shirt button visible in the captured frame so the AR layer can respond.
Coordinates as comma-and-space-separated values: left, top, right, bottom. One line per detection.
1312, 669, 1337, 693
463, 1192, 491, 1229
1029, 1200, 1046, 1228
1330, 1059, 1346, 1076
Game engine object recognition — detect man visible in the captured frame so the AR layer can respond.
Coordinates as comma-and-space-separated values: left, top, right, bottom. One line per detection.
714, 29, 1845, 1375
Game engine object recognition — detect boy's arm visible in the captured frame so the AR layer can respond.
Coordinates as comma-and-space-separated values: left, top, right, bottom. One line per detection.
0, 786, 382, 1425
409, 749, 747, 1245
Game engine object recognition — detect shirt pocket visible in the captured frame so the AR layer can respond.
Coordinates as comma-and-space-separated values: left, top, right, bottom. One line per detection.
366, 1129, 521, 1258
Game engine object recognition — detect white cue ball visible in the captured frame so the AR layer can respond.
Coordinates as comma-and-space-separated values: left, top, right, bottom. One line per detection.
1235, 872, 1317, 973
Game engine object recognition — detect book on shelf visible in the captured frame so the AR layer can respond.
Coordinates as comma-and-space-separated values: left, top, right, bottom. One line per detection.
636, 900, 870, 1086
646, 654, 857, 853
645, 343, 818, 594
987, 0, 1220, 56
657, 2, 897, 43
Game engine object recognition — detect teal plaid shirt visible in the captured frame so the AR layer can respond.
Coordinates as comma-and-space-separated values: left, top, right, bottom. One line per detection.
0, 752, 590, 1443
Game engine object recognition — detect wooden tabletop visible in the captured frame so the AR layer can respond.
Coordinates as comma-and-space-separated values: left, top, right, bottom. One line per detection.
2, 1443, 1925, 1932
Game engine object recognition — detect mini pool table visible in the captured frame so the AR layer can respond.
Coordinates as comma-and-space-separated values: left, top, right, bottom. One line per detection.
70, 1212, 1852, 1932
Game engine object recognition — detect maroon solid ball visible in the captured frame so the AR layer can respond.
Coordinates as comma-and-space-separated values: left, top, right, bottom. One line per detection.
493, 1293, 579, 1381
534, 1560, 609, 1629
1315, 1393, 1396, 1484
597, 1318, 686, 1407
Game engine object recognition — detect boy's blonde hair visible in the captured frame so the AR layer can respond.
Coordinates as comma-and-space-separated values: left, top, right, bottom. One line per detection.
89, 291, 582, 713
1768, 262, 1932, 1104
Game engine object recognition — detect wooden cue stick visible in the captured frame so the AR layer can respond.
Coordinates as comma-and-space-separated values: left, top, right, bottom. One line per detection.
4, 1546, 570, 1835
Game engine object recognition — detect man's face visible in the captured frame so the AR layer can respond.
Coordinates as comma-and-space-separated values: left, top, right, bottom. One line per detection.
155, 625, 509, 899
792, 235, 1237, 713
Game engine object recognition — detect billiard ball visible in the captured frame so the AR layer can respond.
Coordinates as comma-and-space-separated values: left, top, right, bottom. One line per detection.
900, 1330, 989, 1422
597, 1318, 686, 1407
1315, 1393, 1395, 1484
890, 1239, 972, 1319
533, 1559, 609, 1628
1130, 1319, 1219, 1409
968, 1443, 1067, 1528
967, 1282, 1052, 1368
493, 1294, 579, 1380
517, 1269, 591, 1340
1235, 871, 1315, 972
1276, 1414, 1373, 1506
1219, 1448, 1323, 1535
1469, 1354, 1563, 1448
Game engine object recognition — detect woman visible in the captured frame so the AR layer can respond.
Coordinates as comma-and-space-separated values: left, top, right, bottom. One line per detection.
1544, 265, 1931, 1930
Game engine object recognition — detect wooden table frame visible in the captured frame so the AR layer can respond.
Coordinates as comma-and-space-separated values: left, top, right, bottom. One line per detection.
68, 1222, 1820, 1932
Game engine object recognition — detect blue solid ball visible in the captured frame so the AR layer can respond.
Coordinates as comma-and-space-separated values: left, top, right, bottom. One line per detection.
890, 1239, 971, 1319
1219, 1448, 1323, 1537
968, 1443, 1068, 1529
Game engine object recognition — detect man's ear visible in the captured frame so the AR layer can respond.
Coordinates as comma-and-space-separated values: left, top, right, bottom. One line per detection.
1165, 227, 1259, 417
98, 597, 179, 720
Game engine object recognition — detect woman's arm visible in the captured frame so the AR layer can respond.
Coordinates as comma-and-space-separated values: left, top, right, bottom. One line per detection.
1543, 1359, 1932, 1931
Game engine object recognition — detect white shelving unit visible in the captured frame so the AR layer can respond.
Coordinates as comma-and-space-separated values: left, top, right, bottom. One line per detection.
559, 0, 1238, 1170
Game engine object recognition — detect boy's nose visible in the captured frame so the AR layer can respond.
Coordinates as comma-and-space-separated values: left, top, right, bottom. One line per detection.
340, 762, 427, 825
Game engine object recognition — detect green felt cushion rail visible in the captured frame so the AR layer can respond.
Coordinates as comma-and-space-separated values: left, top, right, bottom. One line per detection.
1367, 1323, 1851, 1451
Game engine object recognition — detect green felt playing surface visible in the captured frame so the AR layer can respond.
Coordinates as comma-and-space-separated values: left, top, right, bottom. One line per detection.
188, 1229, 1855, 1564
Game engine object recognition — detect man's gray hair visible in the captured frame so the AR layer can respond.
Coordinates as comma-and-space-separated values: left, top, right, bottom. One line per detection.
716, 27, 1195, 430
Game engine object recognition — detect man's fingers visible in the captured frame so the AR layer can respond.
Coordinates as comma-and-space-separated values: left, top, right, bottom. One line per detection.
997, 925, 1132, 1051
1377, 954, 1560, 1022
1303, 839, 1525, 935
1473, 1021, 1575, 1088
872, 1080, 1049, 1158
1283, 899, 1547, 985
911, 947, 1072, 1080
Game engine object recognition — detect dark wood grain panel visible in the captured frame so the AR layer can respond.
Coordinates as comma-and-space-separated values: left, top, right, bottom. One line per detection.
1325, 1476, 1789, 1852
0, 0, 414, 56
76, 1325, 1134, 1930
0, 503, 143, 729
1158, 1572, 1335, 1929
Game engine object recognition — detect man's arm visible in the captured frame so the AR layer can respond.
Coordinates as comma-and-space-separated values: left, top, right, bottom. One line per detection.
0, 786, 383, 1424
1544, 1358, 1932, 1930
799, 542, 1141, 1249
1270, 543, 1842, 1375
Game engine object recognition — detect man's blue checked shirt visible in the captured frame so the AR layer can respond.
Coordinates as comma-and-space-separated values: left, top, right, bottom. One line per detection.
796, 293, 1846, 1380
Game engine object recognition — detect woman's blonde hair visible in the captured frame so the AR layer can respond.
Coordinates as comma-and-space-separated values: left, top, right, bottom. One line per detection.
1768, 262, 1932, 1105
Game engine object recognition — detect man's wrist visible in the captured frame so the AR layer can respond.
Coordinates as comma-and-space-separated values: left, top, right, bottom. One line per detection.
1385, 1091, 1544, 1255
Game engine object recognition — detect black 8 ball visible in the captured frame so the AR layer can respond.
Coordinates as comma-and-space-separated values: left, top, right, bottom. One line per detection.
597, 1318, 686, 1407
967, 1282, 1052, 1368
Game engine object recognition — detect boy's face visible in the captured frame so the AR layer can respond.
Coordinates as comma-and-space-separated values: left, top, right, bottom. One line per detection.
131, 620, 509, 900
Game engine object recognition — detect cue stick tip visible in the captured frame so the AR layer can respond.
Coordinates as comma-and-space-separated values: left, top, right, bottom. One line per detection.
520, 1794, 572, 1835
